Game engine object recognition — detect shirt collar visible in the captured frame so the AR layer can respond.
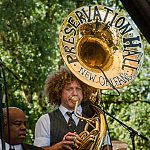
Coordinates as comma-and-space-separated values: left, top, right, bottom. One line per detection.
59, 104, 82, 116
13, 144, 22, 150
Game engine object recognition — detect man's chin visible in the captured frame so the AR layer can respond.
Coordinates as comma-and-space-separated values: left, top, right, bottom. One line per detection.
16, 135, 26, 143
67, 106, 75, 111
13, 139, 25, 145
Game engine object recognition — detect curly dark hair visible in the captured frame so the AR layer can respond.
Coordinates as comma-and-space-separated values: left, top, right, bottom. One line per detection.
44, 66, 96, 105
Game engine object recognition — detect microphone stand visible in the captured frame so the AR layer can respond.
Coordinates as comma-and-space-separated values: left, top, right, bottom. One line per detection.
0, 60, 13, 150
0, 62, 6, 150
98, 105, 148, 150
94, 67, 148, 149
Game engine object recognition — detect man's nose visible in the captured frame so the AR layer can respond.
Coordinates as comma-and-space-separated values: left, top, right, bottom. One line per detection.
72, 89, 78, 95
21, 124, 26, 130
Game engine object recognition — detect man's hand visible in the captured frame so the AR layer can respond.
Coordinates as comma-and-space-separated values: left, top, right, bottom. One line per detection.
43, 132, 83, 150
63, 132, 83, 150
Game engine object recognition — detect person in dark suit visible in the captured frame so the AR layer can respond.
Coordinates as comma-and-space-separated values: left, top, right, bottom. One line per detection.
0, 107, 43, 150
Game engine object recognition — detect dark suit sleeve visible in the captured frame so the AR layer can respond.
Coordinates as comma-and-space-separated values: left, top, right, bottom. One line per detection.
22, 143, 44, 150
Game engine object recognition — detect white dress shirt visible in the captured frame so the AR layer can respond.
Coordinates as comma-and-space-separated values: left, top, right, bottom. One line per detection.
0, 139, 23, 150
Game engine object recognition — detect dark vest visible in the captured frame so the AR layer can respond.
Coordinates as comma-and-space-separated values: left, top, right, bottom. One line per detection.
48, 109, 87, 146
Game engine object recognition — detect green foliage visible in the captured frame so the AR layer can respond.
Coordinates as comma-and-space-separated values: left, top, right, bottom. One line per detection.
0, 0, 149, 149
106, 102, 150, 149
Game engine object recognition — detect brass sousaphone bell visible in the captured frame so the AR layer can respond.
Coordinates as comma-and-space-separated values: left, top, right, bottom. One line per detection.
59, 4, 144, 149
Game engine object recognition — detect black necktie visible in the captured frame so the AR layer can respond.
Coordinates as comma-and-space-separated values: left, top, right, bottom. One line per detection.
66, 111, 76, 132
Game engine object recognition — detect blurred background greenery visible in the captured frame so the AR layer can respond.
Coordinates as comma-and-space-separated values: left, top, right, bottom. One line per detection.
0, 0, 149, 149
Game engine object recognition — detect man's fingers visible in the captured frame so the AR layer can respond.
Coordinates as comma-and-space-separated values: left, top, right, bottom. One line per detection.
76, 135, 82, 142
62, 140, 74, 150
74, 135, 83, 149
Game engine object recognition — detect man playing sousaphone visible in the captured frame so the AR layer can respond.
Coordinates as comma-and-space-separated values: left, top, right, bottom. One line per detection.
34, 66, 112, 150
34, 3, 144, 149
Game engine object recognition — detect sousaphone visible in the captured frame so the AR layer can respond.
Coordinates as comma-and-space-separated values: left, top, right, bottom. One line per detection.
59, 4, 144, 149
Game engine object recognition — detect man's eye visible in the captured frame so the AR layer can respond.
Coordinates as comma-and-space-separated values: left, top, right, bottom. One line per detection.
12, 122, 21, 126
14, 123, 21, 126
65, 88, 72, 91
77, 87, 82, 91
